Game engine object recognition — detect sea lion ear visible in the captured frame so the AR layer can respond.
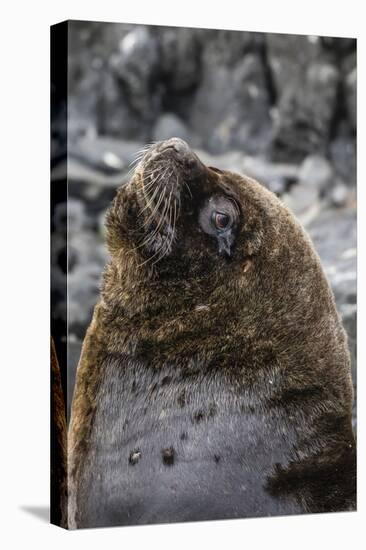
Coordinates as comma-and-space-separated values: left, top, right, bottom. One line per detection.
208, 166, 223, 175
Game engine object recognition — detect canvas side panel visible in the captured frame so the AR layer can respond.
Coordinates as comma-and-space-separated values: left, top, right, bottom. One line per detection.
50, 20, 68, 529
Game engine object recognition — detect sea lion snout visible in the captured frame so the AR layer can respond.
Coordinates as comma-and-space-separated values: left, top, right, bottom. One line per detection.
140, 138, 205, 185
159, 137, 191, 156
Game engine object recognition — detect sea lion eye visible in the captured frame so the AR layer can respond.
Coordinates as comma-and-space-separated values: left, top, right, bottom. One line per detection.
212, 211, 231, 230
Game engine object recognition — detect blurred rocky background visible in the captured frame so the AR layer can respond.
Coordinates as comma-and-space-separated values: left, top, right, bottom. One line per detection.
51, 21, 356, 425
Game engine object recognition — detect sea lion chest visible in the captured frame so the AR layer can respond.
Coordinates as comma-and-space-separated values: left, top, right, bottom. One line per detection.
75, 354, 302, 527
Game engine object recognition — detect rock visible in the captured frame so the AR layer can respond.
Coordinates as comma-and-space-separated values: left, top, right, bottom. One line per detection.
96, 71, 150, 141
266, 34, 322, 96
298, 155, 334, 194
195, 150, 245, 174
329, 128, 356, 185
66, 23, 357, 165
189, 31, 270, 155
67, 228, 108, 340
308, 207, 356, 427
308, 207, 356, 306
67, 199, 88, 233
158, 27, 202, 92
273, 62, 339, 161
345, 67, 357, 131
201, 29, 264, 67
69, 135, 145, 174
152, 113, 192, 144
111, 26, 160, 118
54, 158, 128, 191
242, 156, 299, 195
67, 20, 129, 141
330, 181, 350, 207
68, 262, 102, 339
282, 184, 320, 224
190, 53, 272, 154
68, 23, 163, 141
69, 230, 108, 270
321, 36, 356, 57
267, 34, 340, 161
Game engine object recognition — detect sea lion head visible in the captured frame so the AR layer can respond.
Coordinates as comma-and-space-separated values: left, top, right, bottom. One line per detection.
105, 138, 279, 285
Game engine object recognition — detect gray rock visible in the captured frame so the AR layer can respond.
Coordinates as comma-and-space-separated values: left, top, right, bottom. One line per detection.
152, 113, 192, 144
330, 181, 350, 207
321, 36, 356, 57
67, 21, 133, 140
266, 34, 322, 97
69, 135, 146, 173
68, 263, 101, 339
158, 27, 202, 92
242, 156, 299, 194
329, 130, 356, 185
65, 22, 357, 165
96, 71, 151, 140
267, 35, 339, 161
345, 67, 357, 131
111, 26, 160, 118
193, 149, 244, 174
274, 62, 339, 161
68, 199, 88, 233
283, 184, 320, 223
298, 155, 334, 193
190, 53, 272, 154
308, 207, 356, 427
201, 29, 264, 67
69, 230, 108, 271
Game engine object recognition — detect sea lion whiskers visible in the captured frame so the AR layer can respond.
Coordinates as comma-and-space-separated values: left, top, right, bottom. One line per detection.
183, 179, 192, 199
126, 143, 156, 178
148, 182, 174, 243
128, 143, 156, 167
126, 150, 149, 175
157, 192, 175, 262
133, 166, 168, 224
143, 169, 174, 228
134, 175, 174, 259
137, 203, 172, 267
138, 174, 164, 218
126, 169, 171, 257
137, 180, 179, 266
140, 166, 170, 204
151, 184, 180, 266
140, 196, 170, 250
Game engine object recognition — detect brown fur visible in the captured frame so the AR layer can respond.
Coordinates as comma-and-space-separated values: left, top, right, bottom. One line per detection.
69, 139, 355, 527
51, 337, 67, 527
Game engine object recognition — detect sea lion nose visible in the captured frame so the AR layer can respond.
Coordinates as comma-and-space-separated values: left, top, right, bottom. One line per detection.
160, 137, 191, 157
159, 138, 205, 181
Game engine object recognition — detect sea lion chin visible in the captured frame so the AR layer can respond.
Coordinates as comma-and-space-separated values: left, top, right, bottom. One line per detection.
68, 138, 356, 529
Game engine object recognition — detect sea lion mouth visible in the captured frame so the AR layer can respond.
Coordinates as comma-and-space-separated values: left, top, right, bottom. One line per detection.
132, 138, 205, 265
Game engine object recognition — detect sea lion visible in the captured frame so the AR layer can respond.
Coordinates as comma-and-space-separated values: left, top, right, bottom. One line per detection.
68, 138, 356, 529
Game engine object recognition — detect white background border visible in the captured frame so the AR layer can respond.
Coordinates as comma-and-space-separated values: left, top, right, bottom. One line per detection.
0, 1, 363, 548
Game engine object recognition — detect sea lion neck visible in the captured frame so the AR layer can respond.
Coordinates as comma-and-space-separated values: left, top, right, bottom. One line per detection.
100, 257, 227, 322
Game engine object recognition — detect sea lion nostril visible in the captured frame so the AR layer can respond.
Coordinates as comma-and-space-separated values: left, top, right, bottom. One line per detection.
160, 137, 190, 156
